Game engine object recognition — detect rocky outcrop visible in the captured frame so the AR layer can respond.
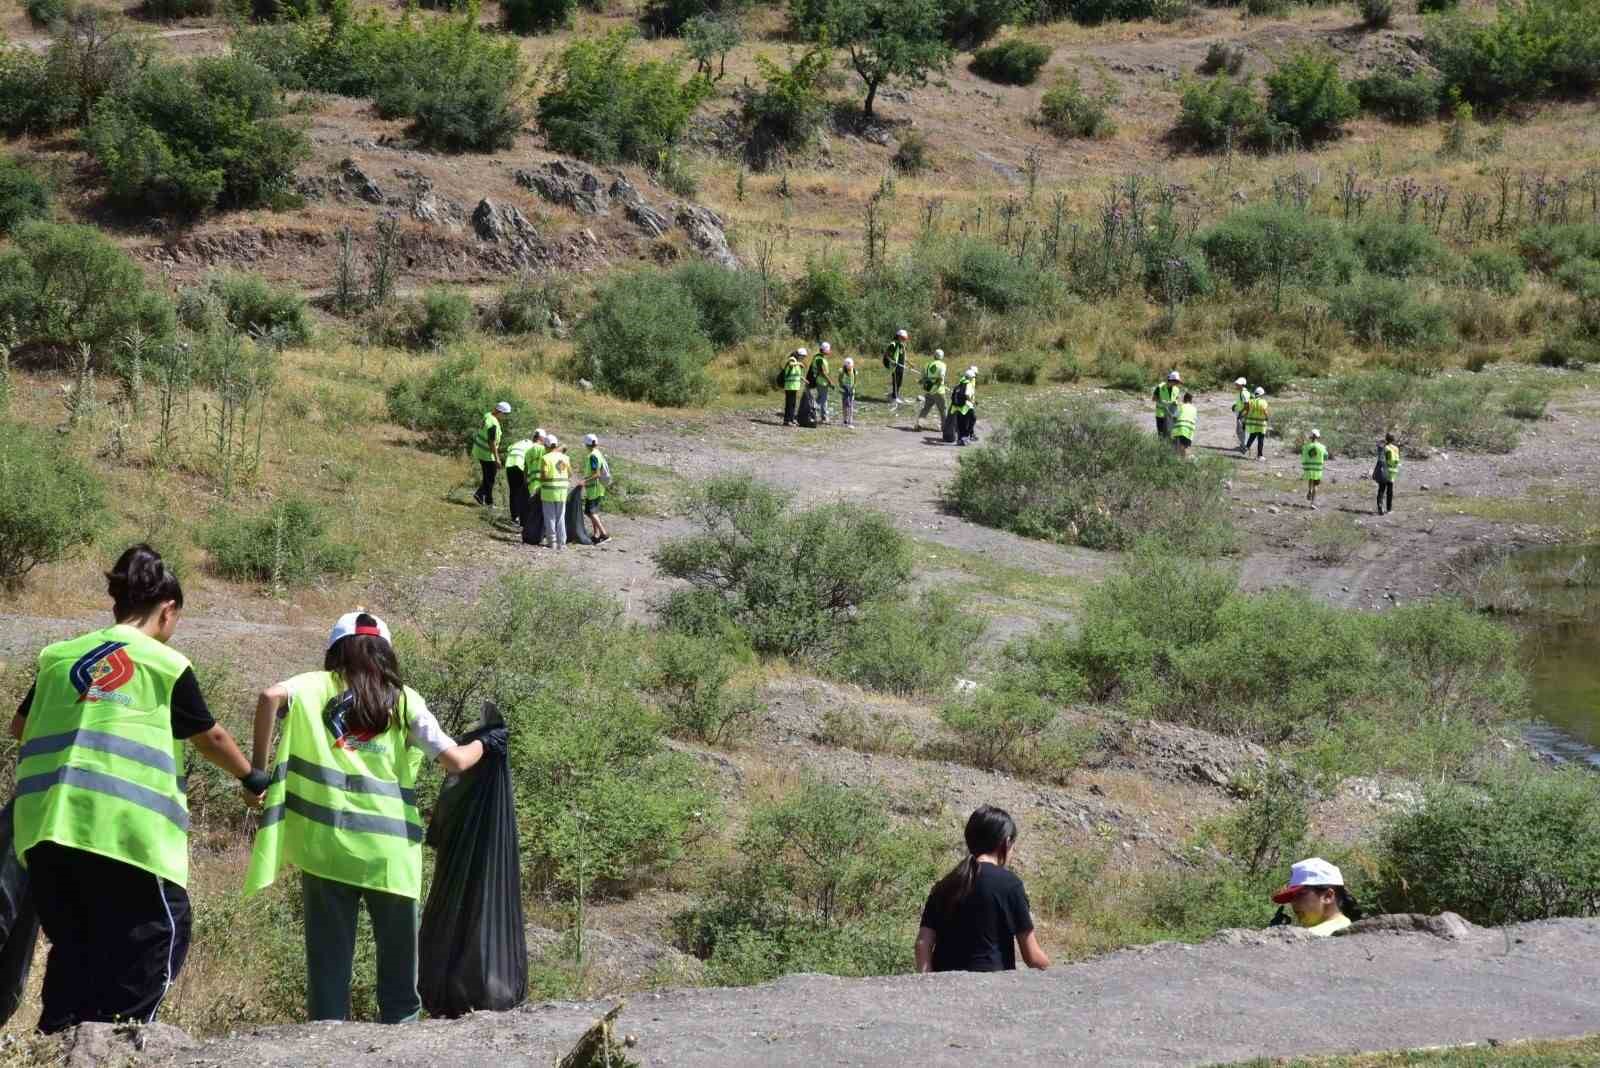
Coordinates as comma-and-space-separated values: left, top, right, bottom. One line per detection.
470, 199, 544, 270
1116, 721, 1270, 789
1341, 911, 1478, 941
526, 925, 704, 991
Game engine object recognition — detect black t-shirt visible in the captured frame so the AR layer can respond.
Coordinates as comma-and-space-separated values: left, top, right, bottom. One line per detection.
15, 667, 217, 740
919, 862, 1035, 973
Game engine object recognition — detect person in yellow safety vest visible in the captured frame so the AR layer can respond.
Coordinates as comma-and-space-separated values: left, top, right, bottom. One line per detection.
952, 366, 979, 446
1269, 858, 1362, 936
1376, 431, 1401, 515
1152, 371, 1182, 439
782, 348, 806, 427
470, 401, 511, 507
840, 357, 857, 428
810, 342, 834, 424
1231, 377, 1250, 452
10, 544, 260, 1033
538, 435, 573, 549
915, 348, 948, 433
1301, 428, 1328, 508
244, 611, 500, 1023
578, 433, 612, 544
884, 328, 910, 403
1171, 392, 1197, 460
1244, 387, 1270, 460
503, 434, 535, 528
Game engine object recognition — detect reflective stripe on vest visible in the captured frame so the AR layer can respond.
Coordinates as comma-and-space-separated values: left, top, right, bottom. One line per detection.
1172, 404, 1196, 439
471, 412, 501, 461
585, 448, 608, 500
539, 450, 571, 502
1384, 444, 1401, 478
1155, 383, 1179, 413
244, 672, 422, 898
1245, 398, 1269, 431
1302, 442, 1327, 478
16, 625, 192, 886
924, 360, 947, 395
505, 439, 534, 471
953, 378, 976, 413
784, 360, 804, 389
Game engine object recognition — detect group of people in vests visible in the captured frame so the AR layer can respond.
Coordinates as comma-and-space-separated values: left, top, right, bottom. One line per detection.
1159, 371, 1402, 515
12, 545, 506, 1030
469, 402, 612, 548
779, 330, 980, 444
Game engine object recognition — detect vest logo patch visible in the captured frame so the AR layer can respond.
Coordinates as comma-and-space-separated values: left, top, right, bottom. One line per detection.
324, 691, 390, 756
70, 641, 135, 704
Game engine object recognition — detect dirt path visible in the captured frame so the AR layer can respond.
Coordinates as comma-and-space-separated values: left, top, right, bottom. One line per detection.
169, 918, 1600, 1066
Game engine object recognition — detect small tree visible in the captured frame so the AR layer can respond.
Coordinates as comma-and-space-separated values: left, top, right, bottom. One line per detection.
683, 14, 742, 80
536, 31, 712, 164
1264, 46, 1358, 144
0, 422, 104, 589
570, 269, 715, 406
791, 0, 952, 117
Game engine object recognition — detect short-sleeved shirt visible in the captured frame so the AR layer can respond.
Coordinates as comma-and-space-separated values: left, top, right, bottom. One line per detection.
15, 668, 216, 740
271, 683, 455, 759
919, 862, 1035, 972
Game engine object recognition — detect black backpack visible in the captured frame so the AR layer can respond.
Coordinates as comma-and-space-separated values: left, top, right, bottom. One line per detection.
951, 380, 969, 407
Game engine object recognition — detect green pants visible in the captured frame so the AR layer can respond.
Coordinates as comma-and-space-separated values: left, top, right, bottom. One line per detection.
302, 872, 420, 1024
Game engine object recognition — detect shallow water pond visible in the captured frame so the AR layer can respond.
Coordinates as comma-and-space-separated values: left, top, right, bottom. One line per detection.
1517, 545, 1600, 768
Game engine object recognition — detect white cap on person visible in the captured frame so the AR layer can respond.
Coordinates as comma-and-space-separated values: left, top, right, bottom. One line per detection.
327, 611, 390, 651
1271, 857, 1344, 903
965, 365, 978, 377
1310, 428, 1322, 439
1235, 377, 1248, 386
1167, 371, 1181, 382
1255, 386, 1266, 396
797, 347, 808, 357
935, 349, 945, 358
583, 433, 598, 446
546, 434, 559, 446
495, 401, 512, 414
534, 427, 547, 441
820, 341, 831, 354
896, 329, 908, 339
843, 357, 854, 368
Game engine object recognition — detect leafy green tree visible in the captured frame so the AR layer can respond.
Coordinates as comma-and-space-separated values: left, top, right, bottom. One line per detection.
0, 156, 51, 237
570, 269, 715, 406
683, 14, 743, 79
0, 422, 104, 589
790, 0, 952, 117
536, 31, 712, 162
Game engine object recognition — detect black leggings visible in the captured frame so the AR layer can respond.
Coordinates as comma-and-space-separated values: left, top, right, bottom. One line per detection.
477, 460, 497, 505
784, 389, 799, 424
1245, 431, 1264, 457
1377, 481, 1394, 512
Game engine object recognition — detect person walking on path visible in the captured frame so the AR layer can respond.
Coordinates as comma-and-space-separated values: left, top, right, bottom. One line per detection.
538, 435, 572, 549
782, 349, 806, 427
1376, 432, 1400, 515
503, 434, 535, 528
1269, 858, 1362, 936
839, 357, 857, 428
470, 402, 511, 507
952, 366, 978, 446
579, 433, 612, 544
915, 349, 948, 432
1171, 392, 1197, 460
884, 329, 910, 403
1244, 387, 1270, 460
11, 545, 263, 1034
1301, 429, 1328, 508
1232, 377, 1250, 452
1152, 372, 1182, 439
809, 343, 834, 424
915, 805, 1050, 974
244, 611, 499, 1023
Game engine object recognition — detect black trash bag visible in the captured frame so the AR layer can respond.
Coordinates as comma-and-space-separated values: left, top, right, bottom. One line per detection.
0, 802, 40, 1028
797, 389, 818, 428
418, 706, 526, 1018
940, 409, 957, 444
564, 485, 593, 546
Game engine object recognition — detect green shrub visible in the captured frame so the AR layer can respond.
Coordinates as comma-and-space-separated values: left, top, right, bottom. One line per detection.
1416, 0, 1456, 10
666, 262, 765, 348
1425, 0, 1600, 109
1377, 768, 1600, 925
1460, 247, 1526, 295
0, 423, 104, 589
1353, 66, 1441, 121
891, 130, 930, 175
571, 270, 715, 406
1219, 344, 1296, 393
991, 350, 1046, 383
45, 9, 150, 126
936, 236, 1062, 316
1264, 46, 1358, 144
390, 289, 473, 350
785, 255, 856, 340
936, 684, 1059, 773
384, 353, 500, 453
0, 45, 71, 136
1518, 223, 1600, 273
1503, 384, 1550, 421
1537, 333, 1598, 369
1351, 219, 1449, 279
674, 779, 942, 983
1064, 0, 1154, 24
1198, 204, 1356, 293
26, 0, 69, 24
202, 497, 359, 585
1356, 0, 1392, 25
488, 277, 570, 335
946, 400, 1235, 554
648, 631, 762, 745
830, 591, 985, 696
1174, 74, 1267, 149
178, 274, 312, 345
941, 0, 1020, 48
501, 0, 577, 33
743, 47, 831, 164
0, 156, 51, 237
1199, 41, 1246, 75
971, 38, 1052, 85
371, 18, 526, 152
0, 222, 175, 365
1036, 71, 1117, 139
1328, 276, 1452, 349
653, 475, 913, 657
1311, 369, 1521, 456
85, 55, 310, 216
536, 31, 711, 164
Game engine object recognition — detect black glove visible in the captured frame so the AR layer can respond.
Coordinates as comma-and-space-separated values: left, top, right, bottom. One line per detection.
240, 768, 272, 794
476, 725, 509, 757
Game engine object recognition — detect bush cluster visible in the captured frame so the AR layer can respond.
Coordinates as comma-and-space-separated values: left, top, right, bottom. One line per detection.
830, 591, 986, 696
1353, 66, 1442, 122
0, 156, 51, 237
647, 631, 762, 745
785, 253, 938, 349
1328, 276, 1452, 350
1, 11, 146, 136
1036, 72, 1117, 139
570, 269, 717, 407
1197, 203, 1356, 297
743, 48, 832, 167
536, 31, 711, 164
202, 497, 359, 586
1425, 0, 1600, 109
0, 422, 104, 590
970, 38, 1052, 85
178, 274, 313, 345
1177, 48, 1356, 149
378, 289, 474, 350
1174, 74, 1268, 149
946, 400, 1236, 554
384, 352, 511, 453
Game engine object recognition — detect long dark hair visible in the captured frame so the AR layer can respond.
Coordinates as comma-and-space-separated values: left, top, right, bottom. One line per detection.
927, 805, 1018, 921
106, 544, 183, 621
1336, 886, 1364, 921
323, 613, 403, 736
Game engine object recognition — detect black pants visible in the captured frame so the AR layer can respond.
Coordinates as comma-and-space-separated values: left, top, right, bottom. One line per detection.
476, 460, 498, 505
506, 467, 529, 524
890, 364, 904, 400
958, 409, 976, 440
784, 389, 799, 425
28, 842, 191, 1034
1246, 431, 1265, 457
1155, 416, 1168, 438
1377, 480, 1394, 512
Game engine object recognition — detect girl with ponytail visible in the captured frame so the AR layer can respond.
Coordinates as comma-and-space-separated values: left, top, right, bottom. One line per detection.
916, 805, 1051, 973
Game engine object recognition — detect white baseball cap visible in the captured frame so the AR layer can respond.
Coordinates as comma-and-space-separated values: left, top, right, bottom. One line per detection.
1310, 429, 1321, 439
1255, 387, 1266, 396
583, 433, 598, 446
896, 329, 908, 339
328, 611, 390, 651
494, 402, 512, 414
842, 357, 854, 368
964, 366, 978, 377
1167, 371, 1180, 382
819, 341, 831, 353
935, 349, 945, 358
546, 434, 559, 446
1235, 377, 1248, 386
534, 427, 547, 441
1272, 858, 1344, 903
797, 347, 808, 357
